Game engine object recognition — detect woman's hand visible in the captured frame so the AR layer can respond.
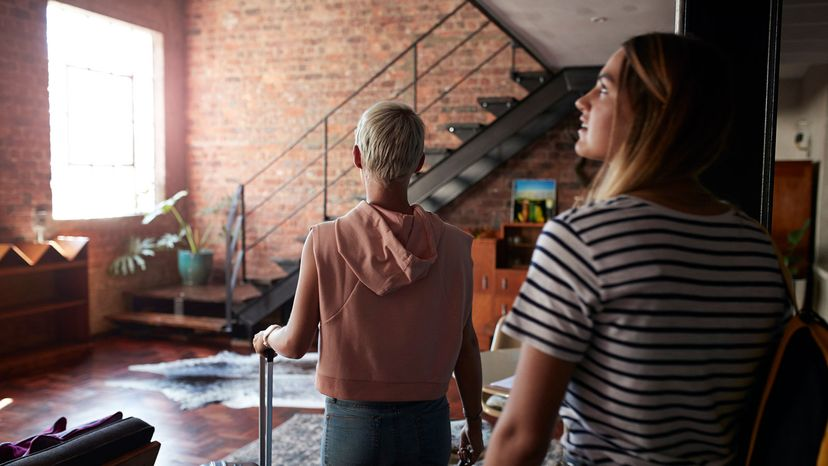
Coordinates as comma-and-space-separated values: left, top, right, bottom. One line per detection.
252, 325, 281, 356
458, 417, 484, 465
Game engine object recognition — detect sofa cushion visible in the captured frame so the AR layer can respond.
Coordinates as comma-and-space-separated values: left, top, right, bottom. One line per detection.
0, 417, 155, 466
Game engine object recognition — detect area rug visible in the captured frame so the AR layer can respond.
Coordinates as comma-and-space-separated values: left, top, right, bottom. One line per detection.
106, 351, 324, 411
219, 413, 561, 465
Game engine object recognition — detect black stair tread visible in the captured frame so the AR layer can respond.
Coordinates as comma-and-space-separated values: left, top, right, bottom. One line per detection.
128, 283, 261, 304
511, 70, 551, 92
443, 123, 486, 142
477, 96, 518, 105
442, 123, 486, 130
511, 70, 548, 79
109, 311, 227, 333
425, 147, 453, 156
477, 97, 519, 117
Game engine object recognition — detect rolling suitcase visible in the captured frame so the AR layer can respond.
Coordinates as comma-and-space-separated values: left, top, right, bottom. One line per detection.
258, 349, 276, 466
202, 349, 275, 466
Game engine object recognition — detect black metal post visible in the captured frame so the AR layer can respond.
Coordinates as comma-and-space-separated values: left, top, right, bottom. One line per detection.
510, 41, 516, 76
323, 118, 329, 221
682, 0, 781, 227
413, 44, 418, 112
241, 184, 246, 282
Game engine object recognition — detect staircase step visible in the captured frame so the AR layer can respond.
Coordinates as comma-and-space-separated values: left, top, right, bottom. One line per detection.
129, 283, 262, 304
443, 123, 486, 142
109, 311, 228, 333
477, 96, 518, 118
425, 147, 453, 166
511, 71, 550, 92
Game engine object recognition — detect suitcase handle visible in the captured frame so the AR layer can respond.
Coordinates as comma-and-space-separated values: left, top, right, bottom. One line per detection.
259, 351, 275, 466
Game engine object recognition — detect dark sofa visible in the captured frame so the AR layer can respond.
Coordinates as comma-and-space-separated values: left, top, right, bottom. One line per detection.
0, 417, 159, 466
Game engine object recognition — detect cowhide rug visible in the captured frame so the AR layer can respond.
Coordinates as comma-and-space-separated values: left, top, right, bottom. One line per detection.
106, 351, 324, 411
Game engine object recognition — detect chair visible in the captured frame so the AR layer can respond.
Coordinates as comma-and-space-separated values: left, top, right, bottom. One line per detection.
489, 313, 520, 351
481, 314, 521, 418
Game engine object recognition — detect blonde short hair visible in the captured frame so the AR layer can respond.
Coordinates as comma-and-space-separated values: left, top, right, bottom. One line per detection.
354, 101, 425, 183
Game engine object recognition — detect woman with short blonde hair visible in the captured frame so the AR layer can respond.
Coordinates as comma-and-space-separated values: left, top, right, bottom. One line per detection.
253, 101, 484, 465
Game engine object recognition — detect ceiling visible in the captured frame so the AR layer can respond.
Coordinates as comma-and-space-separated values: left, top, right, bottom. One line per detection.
477, 0, 828, 79
780, 0, 828, 79
476, 0, 676, 69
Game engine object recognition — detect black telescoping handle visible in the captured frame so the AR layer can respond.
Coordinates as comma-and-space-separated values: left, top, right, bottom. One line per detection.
259, 350, 275, 466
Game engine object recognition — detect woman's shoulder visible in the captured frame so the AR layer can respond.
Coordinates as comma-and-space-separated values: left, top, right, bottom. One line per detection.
552, 196, 646, 232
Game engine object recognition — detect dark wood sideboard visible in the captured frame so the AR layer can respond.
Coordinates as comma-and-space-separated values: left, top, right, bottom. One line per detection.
0, 237, 91, 378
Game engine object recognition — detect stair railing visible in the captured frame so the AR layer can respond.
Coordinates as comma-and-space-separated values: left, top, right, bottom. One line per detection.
224, 0, 544, 330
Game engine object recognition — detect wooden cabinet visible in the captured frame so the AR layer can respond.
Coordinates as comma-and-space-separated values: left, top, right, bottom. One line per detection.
0, 237, 91, 378
471, 223, 541, 349
772, 160, 817, 279
471, 238, 496, 348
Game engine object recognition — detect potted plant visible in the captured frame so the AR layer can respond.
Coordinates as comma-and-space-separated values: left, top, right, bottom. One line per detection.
109, 190, 216, 286
783, 218, 812, 310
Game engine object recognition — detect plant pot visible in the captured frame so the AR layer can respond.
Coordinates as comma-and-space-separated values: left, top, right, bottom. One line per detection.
793, 278, 807, 311
177, 249, 213, 286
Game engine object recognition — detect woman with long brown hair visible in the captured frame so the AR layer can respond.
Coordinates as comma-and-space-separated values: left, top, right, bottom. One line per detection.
485, 33, 789, 465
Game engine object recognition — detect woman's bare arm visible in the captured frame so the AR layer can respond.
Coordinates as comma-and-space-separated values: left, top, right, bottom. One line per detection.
485, 344, 576, 465
253, 232, 321, 359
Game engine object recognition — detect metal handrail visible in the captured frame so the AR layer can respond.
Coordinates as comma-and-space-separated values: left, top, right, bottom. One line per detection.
242, 0, 469, 187
246, 10, 489, 218
245, 41, 511, 251
226, 0, 544, 331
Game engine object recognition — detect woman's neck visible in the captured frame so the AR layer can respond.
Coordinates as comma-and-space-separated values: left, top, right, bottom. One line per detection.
364, 177, 414, 215
626, 178, 730, 215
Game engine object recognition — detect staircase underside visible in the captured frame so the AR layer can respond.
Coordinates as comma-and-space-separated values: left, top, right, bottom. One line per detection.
409, 67, 599, 211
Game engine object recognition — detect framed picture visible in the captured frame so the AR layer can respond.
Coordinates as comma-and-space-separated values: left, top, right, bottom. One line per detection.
512, 179, 556, 223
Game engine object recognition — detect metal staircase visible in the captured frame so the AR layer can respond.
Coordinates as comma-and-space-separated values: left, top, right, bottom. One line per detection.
221, 0, 599, 338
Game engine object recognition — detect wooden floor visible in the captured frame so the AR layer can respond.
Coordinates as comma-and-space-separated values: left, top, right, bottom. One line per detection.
0, 334, 466, 466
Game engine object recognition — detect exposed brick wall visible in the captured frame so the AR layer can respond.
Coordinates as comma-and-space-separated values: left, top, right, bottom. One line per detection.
0, 0, 187, 334
2, 0, 588, 334
184, 0, 543, 279
439, 114, 600, 231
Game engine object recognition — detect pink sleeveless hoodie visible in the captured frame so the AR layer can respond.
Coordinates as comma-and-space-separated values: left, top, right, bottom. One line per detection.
311, 201, 473, 401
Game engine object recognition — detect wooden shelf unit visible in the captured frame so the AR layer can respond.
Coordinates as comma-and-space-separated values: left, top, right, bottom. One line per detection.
0, 237, 91, 378
471, 223, 543, 349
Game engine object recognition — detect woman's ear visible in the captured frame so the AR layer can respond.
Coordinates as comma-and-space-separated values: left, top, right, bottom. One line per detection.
353, 145, 363, 169
415, 153, 425, 173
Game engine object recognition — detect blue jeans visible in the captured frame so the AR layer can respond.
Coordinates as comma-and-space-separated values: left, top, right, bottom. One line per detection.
321, 396, 451, 465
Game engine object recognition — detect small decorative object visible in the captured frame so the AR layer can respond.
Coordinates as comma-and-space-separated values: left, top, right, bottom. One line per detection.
794, 119, 811, 154
32, 205, 50, 243
512, 179, 556, 223
108, 190, 217, 286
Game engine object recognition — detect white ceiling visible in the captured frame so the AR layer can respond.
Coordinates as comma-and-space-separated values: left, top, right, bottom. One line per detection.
477, 0, 676, 69
478, 0, 828, 79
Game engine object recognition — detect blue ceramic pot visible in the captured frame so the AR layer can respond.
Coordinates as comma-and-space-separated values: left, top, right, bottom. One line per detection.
177, 249, 213, 286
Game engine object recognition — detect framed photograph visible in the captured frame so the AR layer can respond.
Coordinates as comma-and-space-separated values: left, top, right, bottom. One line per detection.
512, 179, 556, 223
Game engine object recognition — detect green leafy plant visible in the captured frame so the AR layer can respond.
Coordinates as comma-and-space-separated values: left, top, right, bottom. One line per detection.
108, 190, 219, 276
783, 218, 811, 278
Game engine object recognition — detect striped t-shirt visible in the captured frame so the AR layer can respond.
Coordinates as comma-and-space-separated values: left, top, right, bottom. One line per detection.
502, 195, 790, 466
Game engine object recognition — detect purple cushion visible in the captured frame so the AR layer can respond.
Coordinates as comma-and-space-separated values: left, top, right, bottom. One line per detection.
0, 412, 122, 461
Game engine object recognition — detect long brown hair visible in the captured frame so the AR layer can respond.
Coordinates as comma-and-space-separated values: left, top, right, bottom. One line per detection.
586, 33, 735, 201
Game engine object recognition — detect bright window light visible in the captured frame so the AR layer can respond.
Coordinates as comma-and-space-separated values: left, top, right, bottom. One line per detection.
0, 398, 12, 411
47, 1, 165, 220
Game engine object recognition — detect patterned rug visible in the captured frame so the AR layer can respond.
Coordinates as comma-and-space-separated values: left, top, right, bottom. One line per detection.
106, 351, 324, 411
219, 413, 561, 466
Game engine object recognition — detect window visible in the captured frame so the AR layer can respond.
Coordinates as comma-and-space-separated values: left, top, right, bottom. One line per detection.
47, 2, 164, 220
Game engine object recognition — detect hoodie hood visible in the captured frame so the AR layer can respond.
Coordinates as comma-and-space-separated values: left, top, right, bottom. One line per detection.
334, 201, 444, 296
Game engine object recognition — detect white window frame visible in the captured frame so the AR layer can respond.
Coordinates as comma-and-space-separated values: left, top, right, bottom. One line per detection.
47, 1, 165, 220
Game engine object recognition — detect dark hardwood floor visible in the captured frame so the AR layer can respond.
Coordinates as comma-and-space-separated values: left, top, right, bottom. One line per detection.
0, 334, 467, 465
